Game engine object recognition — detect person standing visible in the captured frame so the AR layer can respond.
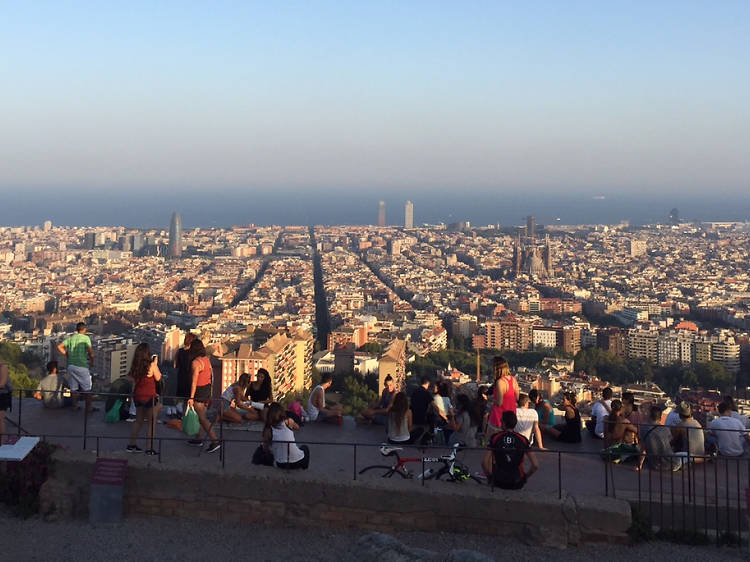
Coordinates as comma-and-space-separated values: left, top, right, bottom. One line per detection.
57, 322, 96, 413
174, 332, 195, 404
126, 343, 162, 455
186, 339, 221, 453
487, 357, 519, 438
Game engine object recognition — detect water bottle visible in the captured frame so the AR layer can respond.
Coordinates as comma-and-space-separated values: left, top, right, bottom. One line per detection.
418, 468, 434, 480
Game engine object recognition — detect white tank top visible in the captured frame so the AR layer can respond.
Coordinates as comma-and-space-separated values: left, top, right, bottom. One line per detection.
388, 412, 410, 442
221, 384, 237, 403
307, 384, 324, 419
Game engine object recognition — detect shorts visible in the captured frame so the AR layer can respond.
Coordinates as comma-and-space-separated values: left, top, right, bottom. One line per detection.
134, 397, 159, 408
193, 384, 211, 403
67, 365, 92, 392
0, 392, 11, 411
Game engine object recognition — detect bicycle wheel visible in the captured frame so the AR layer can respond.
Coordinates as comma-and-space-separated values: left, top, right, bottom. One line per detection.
358, 465, 408, 478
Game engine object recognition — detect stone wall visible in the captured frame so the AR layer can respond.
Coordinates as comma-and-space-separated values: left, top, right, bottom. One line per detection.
40, 450, 631, 547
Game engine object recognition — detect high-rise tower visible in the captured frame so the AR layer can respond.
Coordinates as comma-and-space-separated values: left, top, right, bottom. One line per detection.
168, 212, 183, 258
378, 201, 386, 227
404, 201, 414, 229
526, 215, 536, 243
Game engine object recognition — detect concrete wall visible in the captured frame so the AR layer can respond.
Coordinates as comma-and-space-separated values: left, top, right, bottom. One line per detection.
40, 451, 631, 547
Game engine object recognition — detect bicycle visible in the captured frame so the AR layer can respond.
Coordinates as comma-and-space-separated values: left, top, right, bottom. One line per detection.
358, 442, 483, 483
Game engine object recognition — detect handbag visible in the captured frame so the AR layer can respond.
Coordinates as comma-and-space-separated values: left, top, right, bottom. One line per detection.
252, 444, 274, 466
105, 399, 123, 423
181, 405, 200, 436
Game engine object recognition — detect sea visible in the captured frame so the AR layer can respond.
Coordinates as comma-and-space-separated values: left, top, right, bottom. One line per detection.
1, 189, 749, 229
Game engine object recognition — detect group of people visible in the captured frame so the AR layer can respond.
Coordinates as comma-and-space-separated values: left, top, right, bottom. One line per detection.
8, 323, 750, 488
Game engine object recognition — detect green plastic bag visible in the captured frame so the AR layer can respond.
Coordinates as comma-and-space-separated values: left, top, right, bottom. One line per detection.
105, 399, 123, 423
182, 405, 200, 436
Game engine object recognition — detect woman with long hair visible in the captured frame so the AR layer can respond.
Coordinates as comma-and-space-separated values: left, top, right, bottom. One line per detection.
387, 391, 424, 445
187, 338, 220, 453
126, 343, 162, 454
263, 402, 309, 469
486, 356, 519, 438
221, 373, 254, 423
543, 392, 582, 443
448, 394, 480, 448
243, 368, 273, 421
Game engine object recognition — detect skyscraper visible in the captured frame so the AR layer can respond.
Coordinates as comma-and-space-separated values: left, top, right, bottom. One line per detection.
168, 212, 182, 258
404, 201, 414, 229
526, 215, 536, 242
378, 201, 386, 227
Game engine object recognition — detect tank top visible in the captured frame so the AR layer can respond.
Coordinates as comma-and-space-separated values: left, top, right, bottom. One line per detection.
489, 375, 517, 428
194, 356, 212, 387
221, 384, 237, 403
388, 412, 410, 442
536, 399, 556, 426
307, 384, 324, 419
561, 407, 582, 442
133, 375, 157, 403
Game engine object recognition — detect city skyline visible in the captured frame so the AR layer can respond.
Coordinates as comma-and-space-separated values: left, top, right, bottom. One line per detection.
1, 2, 748, 199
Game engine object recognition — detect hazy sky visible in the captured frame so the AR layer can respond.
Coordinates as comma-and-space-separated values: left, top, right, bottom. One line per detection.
1, 1, 749, 199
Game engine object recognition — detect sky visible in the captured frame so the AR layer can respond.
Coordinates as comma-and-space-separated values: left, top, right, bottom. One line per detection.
1, 1, 749, 226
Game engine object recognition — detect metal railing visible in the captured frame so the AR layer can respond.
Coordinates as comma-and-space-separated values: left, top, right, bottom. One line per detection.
2, 388, 748, 547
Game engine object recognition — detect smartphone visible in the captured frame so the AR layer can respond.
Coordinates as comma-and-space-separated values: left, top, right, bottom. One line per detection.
152, 354, 158, 362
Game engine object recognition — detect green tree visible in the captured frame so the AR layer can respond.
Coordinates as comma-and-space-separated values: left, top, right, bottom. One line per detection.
341, 375, 378, 416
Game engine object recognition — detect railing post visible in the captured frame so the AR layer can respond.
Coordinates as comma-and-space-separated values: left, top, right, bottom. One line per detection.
557, 451, 562, 499
17, 388, 22, 436
604, 454, 609, 497
82, 401, 88, 450
353, 444, 357, 481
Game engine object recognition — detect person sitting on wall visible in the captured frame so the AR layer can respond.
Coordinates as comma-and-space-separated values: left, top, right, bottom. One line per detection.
360, 374, 396, 425
307, 373, 342, 425
264, 402, 309, 470
221, 373, 256, 423
241, 368, 273, 421
34, 361, 71, 409
482, 410, 539, 489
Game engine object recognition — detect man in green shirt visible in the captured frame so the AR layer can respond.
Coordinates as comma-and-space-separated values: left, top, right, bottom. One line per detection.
57, 322, 96, 413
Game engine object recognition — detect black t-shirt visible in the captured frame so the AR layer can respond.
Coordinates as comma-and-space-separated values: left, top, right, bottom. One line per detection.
410, 387, 432, 425
175, 348, 193, 397
489, 430, 529, 489
247, 383, 271, 403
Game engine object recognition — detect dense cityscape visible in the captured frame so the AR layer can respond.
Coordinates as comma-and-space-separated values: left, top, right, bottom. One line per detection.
2, 203, 749, 423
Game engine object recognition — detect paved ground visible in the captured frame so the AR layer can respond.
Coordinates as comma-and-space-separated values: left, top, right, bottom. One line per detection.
8, 398, 748, 504
0, 506, 745, 561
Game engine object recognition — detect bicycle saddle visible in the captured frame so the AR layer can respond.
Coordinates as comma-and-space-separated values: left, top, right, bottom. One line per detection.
379, 445, 403, 456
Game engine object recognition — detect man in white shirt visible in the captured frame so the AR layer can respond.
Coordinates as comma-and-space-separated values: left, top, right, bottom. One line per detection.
515, 394, 545, 449
590, 387, 612, 439
708, 402, 749, 457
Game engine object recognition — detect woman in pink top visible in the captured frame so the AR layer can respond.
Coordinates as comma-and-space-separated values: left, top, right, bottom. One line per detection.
487, 356, 519, 437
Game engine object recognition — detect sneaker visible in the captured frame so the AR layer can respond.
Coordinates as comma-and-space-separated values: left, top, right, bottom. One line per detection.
125, 415, 136, 423
126, 445, 143, 453
205, 442, 221, 454
187, 439, 203, 446
145, 449, 158, 456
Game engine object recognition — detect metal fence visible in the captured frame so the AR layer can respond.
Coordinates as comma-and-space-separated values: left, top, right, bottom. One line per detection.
2, 388, 748, 547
